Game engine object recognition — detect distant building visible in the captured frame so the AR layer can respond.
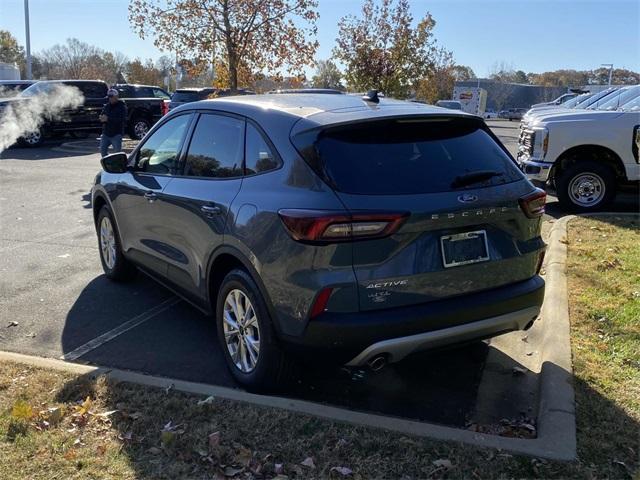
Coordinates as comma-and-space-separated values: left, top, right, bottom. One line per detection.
455, 79, 568, 110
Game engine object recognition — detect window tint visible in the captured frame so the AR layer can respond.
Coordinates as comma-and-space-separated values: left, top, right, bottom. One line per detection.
171, 91, 201, 103
75, 82, 107, 98
137, 114, 191, 174
184, 114, 244, 178
293, 117, 522, 195
115, 86, 133, 98
136, 87, 155, 98
245, 123, 279, 174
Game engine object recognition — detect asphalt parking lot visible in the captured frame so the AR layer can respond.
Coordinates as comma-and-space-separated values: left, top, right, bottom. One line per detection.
0, 122, 637, 430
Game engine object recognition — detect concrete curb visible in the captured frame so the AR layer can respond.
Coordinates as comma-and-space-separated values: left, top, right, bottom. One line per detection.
5, 213, 636, 460
0, 349, 567, 459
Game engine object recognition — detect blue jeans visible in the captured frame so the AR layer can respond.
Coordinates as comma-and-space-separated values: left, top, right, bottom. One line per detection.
100, 134, 122, 157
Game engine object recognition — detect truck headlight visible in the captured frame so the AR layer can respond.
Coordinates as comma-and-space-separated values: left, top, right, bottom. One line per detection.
532, 127, 549, 159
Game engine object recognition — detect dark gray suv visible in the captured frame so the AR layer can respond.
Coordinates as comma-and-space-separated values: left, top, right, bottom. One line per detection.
92, 94, 546, 391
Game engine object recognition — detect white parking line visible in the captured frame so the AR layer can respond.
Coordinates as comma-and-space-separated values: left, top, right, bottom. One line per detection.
60, 297, 181, 361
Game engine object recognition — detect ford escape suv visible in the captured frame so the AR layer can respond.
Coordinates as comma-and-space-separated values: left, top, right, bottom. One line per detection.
92, 93, 546, 391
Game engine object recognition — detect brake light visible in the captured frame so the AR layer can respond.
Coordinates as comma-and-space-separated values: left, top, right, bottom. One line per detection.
278, 210, 408, 243
519, 189, 546, 218
161, 100, 169, 116
310, 287, 333, 319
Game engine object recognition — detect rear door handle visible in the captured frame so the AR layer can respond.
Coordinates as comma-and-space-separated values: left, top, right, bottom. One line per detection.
201, 205, 222, 217
144, 191, 158, 202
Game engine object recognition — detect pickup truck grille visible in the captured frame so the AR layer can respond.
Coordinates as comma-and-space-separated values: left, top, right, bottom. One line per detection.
519, 130, 535, 156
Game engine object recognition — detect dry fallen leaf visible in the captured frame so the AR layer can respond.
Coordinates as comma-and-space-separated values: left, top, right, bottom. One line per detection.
198, 395, 216, 406
209, 431, 221, 450
7, 321, 18, 328
432, 459, 452, 470
223, 466, 243, 477
301, 457, 316, 469
330, 466, 353, 476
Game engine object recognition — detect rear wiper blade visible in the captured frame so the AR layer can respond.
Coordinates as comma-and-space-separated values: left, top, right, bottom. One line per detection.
451, 170, 503, 189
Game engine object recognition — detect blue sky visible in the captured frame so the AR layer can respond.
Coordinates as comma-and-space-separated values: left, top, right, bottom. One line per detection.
1, 0, 638, 77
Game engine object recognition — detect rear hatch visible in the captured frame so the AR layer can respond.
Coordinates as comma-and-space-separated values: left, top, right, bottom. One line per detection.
292, 116, 544, 311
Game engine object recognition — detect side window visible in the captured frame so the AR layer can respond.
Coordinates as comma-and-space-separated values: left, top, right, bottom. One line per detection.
245, 123, 280, 175
153, 88, 170, 100
137, 114, 191, 174
184, 114, 244, 178
77, 82, 107, 99
138, 87, 155, 98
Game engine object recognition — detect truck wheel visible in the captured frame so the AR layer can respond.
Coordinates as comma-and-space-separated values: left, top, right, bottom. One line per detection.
556, 161, 616, 212
130, 118, 150, 140
216, 269, 298, 392
20, 129, 45, 147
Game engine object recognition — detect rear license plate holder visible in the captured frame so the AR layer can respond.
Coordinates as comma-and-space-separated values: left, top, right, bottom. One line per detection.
440, 230, 490, 268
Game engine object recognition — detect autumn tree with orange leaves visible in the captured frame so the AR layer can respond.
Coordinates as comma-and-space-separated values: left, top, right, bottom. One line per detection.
129, 0, 319, 92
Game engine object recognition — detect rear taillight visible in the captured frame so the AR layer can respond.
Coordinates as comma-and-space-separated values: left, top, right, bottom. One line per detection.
161, 100, 169, 116
278, 210, 408, 243
519, 189, 546, 218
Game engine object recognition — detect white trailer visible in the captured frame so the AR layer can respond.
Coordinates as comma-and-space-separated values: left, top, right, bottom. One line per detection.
0, 62, 20, 81
453, 86, 487, 116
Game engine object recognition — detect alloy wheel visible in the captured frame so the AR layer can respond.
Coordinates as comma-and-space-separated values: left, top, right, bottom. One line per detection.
24, 130, 42, 145
568, 172, 605, 207
99, 216, 117, 270
223, 289, 261, 373
134, 121, 149, 139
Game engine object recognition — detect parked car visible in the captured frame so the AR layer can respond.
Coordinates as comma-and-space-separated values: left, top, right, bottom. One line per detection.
169, 87, 254, 110
435, 100, 462, 110
517, 86, 640, 211
506, 108, 527, 121
92, 93, 546, 391
530, 92, 578, 109
498, 110, 510, 119
0, 80, 168, 146
0, 79, 36, 97
483, 109, 498, 119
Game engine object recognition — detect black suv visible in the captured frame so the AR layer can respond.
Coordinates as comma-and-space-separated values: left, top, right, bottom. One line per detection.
93, 93, 546, 391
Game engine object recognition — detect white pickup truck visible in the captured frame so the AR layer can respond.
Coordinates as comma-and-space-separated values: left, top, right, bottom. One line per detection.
517, 87, 640, 211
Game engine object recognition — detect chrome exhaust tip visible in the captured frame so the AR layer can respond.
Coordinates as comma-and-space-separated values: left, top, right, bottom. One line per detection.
368, 354, 387, 372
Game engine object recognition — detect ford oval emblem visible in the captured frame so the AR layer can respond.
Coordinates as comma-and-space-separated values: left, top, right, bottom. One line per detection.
457, 193, 478, 203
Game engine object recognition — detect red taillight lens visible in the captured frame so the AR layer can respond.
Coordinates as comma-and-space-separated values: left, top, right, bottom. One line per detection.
278, 210, 408, 243
519, 189, 546, 218
310, 287, 333, 319
161, 101, 169, 116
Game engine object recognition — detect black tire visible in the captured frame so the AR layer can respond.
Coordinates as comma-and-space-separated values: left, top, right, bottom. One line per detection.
96, 206, 137, 281
216, 269, 297, 392
556, 160, 616, 212
130, 117, 150, 140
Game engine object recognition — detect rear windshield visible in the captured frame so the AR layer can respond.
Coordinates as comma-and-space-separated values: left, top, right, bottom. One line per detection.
171, 91, 204, 102
292, 117, 522, 195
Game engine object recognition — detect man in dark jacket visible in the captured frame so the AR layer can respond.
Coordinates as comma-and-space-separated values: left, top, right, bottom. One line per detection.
99, 89, 127, 157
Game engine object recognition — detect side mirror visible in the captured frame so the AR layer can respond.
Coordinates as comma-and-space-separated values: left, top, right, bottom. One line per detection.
101, 152, 129, 173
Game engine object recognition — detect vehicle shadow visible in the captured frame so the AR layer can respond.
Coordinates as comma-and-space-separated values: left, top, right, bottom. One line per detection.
0, 142, 92, 160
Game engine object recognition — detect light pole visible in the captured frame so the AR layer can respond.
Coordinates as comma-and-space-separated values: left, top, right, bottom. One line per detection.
24, 0, 32, 79
601, 63, 613, 86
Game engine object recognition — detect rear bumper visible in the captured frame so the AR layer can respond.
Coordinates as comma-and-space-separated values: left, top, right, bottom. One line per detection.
282, 275, 544, 364
346, 305, 539, 366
